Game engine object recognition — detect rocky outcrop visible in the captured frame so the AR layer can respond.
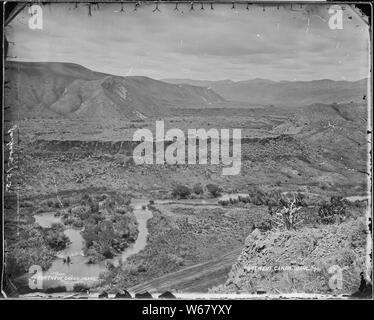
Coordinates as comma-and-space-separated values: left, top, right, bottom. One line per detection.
212, 218, 369, 295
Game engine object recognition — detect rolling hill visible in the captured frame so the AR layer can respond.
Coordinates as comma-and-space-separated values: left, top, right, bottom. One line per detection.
4, 61, 224, 120
162, 78, 368, 107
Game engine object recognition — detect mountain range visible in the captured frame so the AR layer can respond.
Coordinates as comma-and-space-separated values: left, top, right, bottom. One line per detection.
162, 78, 367, 107
5, 61, 368, 120
5, 61, 224, 120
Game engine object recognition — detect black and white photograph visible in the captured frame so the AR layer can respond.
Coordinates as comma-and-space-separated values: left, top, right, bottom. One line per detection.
2, 1, 373, 301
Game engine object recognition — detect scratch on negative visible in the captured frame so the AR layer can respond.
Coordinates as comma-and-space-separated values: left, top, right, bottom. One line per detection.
6, 124, 18, 192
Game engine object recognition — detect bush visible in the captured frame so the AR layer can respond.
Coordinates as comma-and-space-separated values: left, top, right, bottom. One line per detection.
80, 194, 94, 206
46, 200, 54, 207
20, 201, 34, 208
86, 212, 105, 225
45, 231, 70, 250
62, 216, 75, 226
116, 206, 128, 215
72, 219, 84, 228
172, 185, 191, 199
50, 222, 64, 231
254, 219, 273, 232
90, 202, 99, 213
95, 194, 108, 202
71, 205, 89, 218
268, 193, 306, 230
206, 184, 221, 197
102, 245, 114, 259
62, 198, 71, 207
318, 196, 346, 224
54, 201, 62, 209
54, 210, 62, 217
192, 184, 204, 195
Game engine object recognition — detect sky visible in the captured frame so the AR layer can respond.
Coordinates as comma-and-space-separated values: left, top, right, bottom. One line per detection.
7, 2, 370, 81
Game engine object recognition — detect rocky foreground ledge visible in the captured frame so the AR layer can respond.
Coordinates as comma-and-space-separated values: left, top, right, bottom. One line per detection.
211, 217, 370, 296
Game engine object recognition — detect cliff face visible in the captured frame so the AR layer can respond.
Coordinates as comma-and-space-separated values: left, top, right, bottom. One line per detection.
29, 135, 294, 156
212, 218, 368, 295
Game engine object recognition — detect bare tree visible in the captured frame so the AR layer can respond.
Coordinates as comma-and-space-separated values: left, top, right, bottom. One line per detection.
270, 193, 304, 230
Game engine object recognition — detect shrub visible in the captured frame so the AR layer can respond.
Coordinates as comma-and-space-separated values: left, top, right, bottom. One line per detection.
90, 202, 99, 213
50, 222, 64, 231
254, 219, 273, 232
318, 196, 346, 224
54, 210, 62, 217
86, 212, 105, 225
62, 216, 76, 226
206, 184, 221, 197
72, 219, 84, 228
54, 201, 62, 209
45, 231, 70, 250
62, 198, 71, 207
80, 194, 94, 206
218, 200, 230, 206
172, 185, 191, 199
71, 205, 88, 215
268, 193, 306, 230
116, 206, 128, 215
20, 201, 34, 208
192, 184, 204, 195
102, 245, 114, 259
46, 200, 54, 207
106, 261, 115, 270
96, 194, 108, 202
81, 193, 92, 202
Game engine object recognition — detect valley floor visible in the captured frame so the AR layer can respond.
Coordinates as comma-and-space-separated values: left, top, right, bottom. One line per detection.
4, 105, 371, 297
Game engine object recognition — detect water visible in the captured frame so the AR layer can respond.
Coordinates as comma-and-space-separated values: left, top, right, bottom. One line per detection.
32, 199, 154, 290
111, 199, 153, 266
34, 212, 60, 228
25, 192, 367, 293
217, 193, 249, 202
345, 195, 369, 202
154, 193, 249, 206
42, 256, 106, 291
32, 212, 106, 290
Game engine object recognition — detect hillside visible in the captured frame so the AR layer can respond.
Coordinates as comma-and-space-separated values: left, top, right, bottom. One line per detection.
212, 218, 367, 295
162, 78, 368, 107
4, 61, 224, 120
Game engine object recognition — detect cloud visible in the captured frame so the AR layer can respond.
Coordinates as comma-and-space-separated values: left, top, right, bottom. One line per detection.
6, 3, 369, 81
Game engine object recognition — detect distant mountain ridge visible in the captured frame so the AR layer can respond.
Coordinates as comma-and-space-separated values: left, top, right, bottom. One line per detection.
5, 61, 224, 120
162, 77, 368, 107
5, 61, 368, 121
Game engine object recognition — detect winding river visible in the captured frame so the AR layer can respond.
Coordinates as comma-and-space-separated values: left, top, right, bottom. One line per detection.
31, 192, 368, 291
33, 199, 152, 291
